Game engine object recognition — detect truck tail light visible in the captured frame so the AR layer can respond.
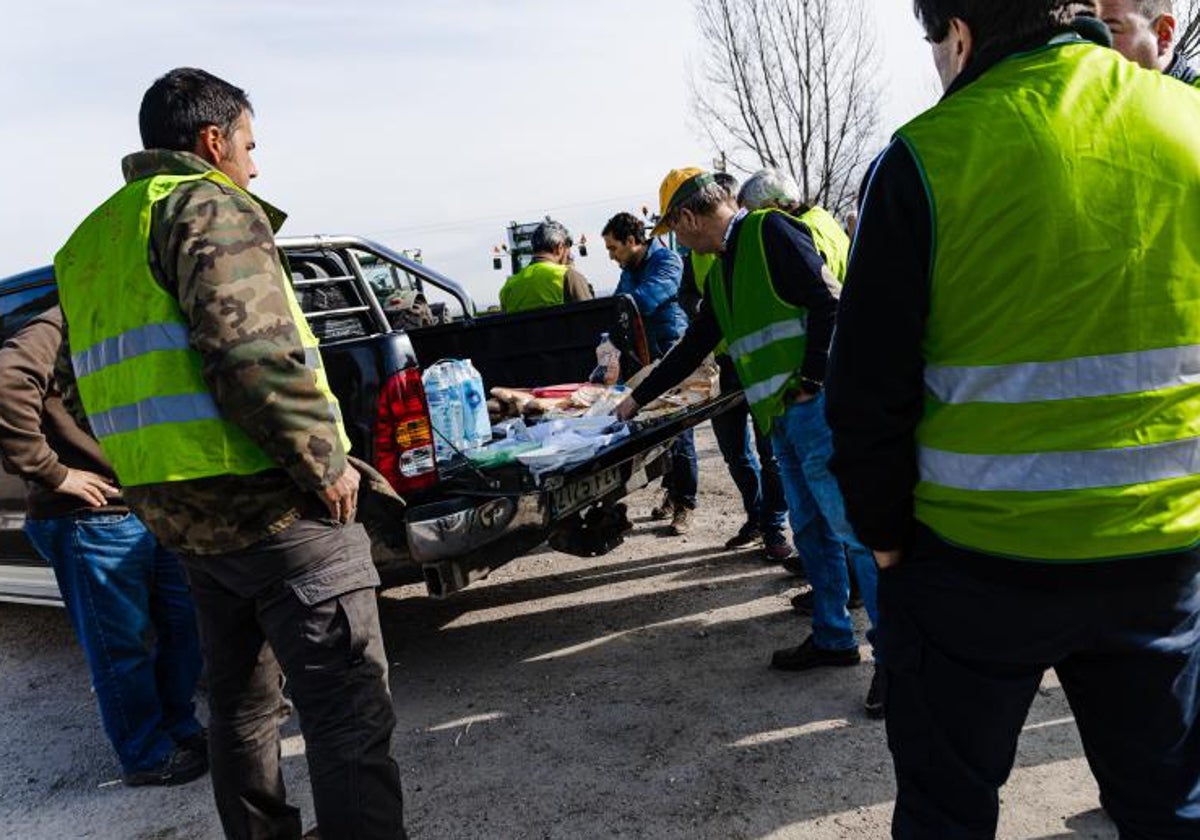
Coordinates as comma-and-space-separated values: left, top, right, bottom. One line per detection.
373, 368, 438, 495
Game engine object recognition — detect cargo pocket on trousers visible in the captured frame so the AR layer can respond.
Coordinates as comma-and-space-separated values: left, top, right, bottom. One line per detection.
288, 549, 381, 669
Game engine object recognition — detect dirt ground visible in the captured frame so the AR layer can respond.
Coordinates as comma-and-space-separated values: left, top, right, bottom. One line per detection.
0, 428, 1116, 839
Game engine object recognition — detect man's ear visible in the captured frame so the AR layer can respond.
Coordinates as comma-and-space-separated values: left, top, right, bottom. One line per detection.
950, 17, 975, 74
192, 124, 223, 167
1155, 13, 1178, 59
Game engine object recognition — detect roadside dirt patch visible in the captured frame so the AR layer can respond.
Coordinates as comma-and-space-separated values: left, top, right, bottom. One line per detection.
0, 428, 1113, 839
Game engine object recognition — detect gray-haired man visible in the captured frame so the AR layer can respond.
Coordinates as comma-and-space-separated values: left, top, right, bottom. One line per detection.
499, 219, 594, 313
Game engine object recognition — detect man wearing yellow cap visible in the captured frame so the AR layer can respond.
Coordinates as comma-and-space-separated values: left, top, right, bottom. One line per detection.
615, 168, 882, 717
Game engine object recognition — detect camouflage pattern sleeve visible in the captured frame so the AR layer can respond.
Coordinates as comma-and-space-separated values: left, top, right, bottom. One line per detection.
156, 180, 347, 491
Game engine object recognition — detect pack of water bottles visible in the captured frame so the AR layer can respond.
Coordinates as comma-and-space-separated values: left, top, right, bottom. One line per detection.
422, 359, 492, 464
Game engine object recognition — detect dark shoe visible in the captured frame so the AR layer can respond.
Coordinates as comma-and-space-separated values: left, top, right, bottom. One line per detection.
791, 586, 814, 615
781, 554, 806, 578
762, 538, 795, 563
650, 490, 674, 521
668, 506, 692, 536
724, 521, 762, 549
124, 745, 209, 787
176, 728, 207, 758
864, 666, 886, 719
770, 635, 861, 671
302, 829, 321, 840
793, 586, 862, 614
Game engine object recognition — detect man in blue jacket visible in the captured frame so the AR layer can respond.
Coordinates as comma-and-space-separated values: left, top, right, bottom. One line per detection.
603, 212, 698, 534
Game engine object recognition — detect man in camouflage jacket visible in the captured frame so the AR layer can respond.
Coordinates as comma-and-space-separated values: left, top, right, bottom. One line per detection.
57, 68, 407, 840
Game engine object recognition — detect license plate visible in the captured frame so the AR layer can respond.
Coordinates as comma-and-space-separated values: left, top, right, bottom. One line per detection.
552, 466, 622, 517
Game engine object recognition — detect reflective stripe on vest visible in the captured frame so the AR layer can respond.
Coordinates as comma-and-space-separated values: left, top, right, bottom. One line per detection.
707, 210, 808, 435
55, 169, 349, 486
898, 39, 1200, 561
920, 437, 1200, 493
925, 344, 1200, 405
71, 322, 191, 378
89, 392, 223, 438
727, 320, 807, 360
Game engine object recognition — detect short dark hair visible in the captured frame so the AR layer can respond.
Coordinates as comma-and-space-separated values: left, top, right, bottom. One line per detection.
531, 220, 572, 253
602, 212, 646, 244
913, 0, 1095, 48
139, 67, 253, 152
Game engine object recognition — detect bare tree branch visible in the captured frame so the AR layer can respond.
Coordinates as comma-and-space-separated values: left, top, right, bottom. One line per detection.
1178, 0, 1200, 59
690, 0, 881, 216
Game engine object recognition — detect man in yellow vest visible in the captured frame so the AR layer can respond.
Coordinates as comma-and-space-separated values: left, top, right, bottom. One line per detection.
737, 169, 851, 286
1098, 0, 1200, 83
736, 169, 860, 610
679, 172, 794, 562
614, 168, 883, 717
54, 68, 406, 839
826, 3, 1200, 835
498, 220, 593, 313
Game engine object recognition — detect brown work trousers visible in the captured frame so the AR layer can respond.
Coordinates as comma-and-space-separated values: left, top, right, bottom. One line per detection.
182, 518, 406, 840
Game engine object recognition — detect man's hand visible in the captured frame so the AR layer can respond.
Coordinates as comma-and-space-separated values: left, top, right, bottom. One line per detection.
874, 549, 902, 570
613, 395, 641, 422
54, 468, 119, 508
319, 466, 360, 524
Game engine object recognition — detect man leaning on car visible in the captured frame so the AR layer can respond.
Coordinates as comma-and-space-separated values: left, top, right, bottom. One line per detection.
0, 306, 207, 786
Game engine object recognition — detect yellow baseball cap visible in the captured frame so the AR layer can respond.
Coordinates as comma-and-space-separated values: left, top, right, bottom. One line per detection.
651, 167, 715, 237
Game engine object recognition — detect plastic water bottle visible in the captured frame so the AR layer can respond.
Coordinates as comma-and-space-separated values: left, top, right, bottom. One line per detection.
590, 333, 620, 386
423, 363, 465, 462
460, 359, 491, 449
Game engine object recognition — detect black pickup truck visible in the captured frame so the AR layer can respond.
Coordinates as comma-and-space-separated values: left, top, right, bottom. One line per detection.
0, 236, 734, 605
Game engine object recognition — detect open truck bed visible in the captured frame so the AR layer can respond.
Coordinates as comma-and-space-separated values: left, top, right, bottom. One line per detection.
0, 237, 736, 604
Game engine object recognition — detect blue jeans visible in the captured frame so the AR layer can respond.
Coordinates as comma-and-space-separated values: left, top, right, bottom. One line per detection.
771, 394, 878, 655
710, 394, 788, 539
663, 428, 699, 509
884, 528, 1200, 838
25, 512, 203, 774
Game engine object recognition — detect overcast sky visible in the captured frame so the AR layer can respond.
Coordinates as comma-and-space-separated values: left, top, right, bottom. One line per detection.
0, 1, 938, 306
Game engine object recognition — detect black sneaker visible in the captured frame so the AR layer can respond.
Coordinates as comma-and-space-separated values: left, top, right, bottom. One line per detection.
762, 533, 795, 562
770, 635, 861, 671
724, 521, 763, 549
781, 555, 807, 577
124, 745, 209, 787
864, 666, 887, 719
791, 586, 815, 615
792, 586, 863, 614
177, 728, 207, 758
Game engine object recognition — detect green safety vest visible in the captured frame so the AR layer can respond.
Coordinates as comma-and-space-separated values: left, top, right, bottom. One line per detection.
690, 251, 718, 295
54, 170, 350, 487
898, 38, 1200, 561
690, 250, 727, 355
798, 206, 850, 284
708, 210, 807, 436
499, 260, 567, 313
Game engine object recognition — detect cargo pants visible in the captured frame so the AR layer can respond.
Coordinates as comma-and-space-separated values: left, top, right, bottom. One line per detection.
182, 518, 407, 840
